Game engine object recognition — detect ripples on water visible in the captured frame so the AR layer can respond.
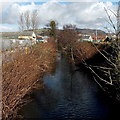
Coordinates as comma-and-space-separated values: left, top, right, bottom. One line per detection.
19, 55, 120, 120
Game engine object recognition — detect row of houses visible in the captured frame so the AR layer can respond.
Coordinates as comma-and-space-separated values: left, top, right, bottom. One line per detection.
78, 34, 110, 42
18, 32, 49, 43
18, 31, 116, 43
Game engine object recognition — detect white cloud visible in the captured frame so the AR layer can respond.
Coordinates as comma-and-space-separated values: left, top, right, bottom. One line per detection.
0, 0, 119, 3
1, 1, 118, 32
2, 3, 20, 24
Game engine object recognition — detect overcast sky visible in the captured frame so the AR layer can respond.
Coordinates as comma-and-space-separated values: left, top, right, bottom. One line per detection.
0, 0, 119, 32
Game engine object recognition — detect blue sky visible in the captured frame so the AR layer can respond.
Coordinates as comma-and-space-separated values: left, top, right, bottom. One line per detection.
100, 0, 118, 2
17, 0, 119, 5
0, 0, 119, 32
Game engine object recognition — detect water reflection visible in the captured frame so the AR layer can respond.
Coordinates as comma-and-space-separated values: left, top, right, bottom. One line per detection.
19, 55, 120, 120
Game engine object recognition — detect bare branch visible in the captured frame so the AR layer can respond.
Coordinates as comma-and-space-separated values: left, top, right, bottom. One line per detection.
93, 76, 106, 91
24, 10, 31, 30
88, 65, 113, 85
109, 9, 117, 17
104, 7, 117, 32
91, 42, 117, 69
18, 12, 25, 31
108, 70, 112, 84
31, 10, 40, 30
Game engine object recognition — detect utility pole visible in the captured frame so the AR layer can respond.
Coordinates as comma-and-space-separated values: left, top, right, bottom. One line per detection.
96, 29, 97, 41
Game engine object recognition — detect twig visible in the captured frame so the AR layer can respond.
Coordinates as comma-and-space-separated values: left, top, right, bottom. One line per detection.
93, 76, 106, 91
92, 42, 117, 69
104, 7, 117, 32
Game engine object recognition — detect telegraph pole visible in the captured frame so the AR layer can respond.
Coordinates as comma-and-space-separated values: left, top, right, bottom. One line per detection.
96, 29, 97, 41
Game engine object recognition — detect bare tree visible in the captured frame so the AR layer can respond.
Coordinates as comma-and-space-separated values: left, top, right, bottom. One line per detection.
84, 2, 120, 100
18, 12, 25, 31
31, 10, 40, 30
63, 24, 76, 30
60, 24, 78, 48
64, 2, 120, 100
85, 2, 120, 86
58, 24, 78, 62
24, 10, 31, 30
104, 1, 120, 75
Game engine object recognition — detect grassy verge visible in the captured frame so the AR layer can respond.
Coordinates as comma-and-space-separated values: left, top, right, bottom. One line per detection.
72, 42, 106, 64
2, 43, 57, 119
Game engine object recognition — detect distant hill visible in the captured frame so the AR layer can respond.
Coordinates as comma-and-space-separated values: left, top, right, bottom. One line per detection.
1, 29, 48, 39
76, 28, 106, 35
1, 28, 107, 39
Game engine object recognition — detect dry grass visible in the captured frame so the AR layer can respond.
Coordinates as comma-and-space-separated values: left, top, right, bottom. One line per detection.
2, 43, 57, 119
73, 42, 102, 64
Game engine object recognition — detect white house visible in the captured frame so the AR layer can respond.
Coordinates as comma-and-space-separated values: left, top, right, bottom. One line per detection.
18, 31, 37, 44
79, 35, 93, 42
32, 32, 37, 44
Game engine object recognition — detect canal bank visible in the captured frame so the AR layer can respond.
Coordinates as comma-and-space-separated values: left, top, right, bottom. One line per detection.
2, 43, 57, 119
18, 53, 120, 120
76, 45, 120, 102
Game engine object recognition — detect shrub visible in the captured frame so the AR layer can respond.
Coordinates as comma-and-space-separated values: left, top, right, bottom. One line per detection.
2, 43, 56, 119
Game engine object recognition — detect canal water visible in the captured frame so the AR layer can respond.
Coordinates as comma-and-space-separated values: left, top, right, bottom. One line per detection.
19, 54, 120, 120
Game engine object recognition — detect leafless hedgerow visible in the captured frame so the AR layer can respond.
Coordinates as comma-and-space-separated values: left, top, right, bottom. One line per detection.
57, 24, 103, 63
75, 42, 120, 100
2, 43, 57, 119
73, 2, 120, 100
57, 24, 79, 62
57, 22, 120, 100
86, 2, 120, 99
72, 42, 103, 64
